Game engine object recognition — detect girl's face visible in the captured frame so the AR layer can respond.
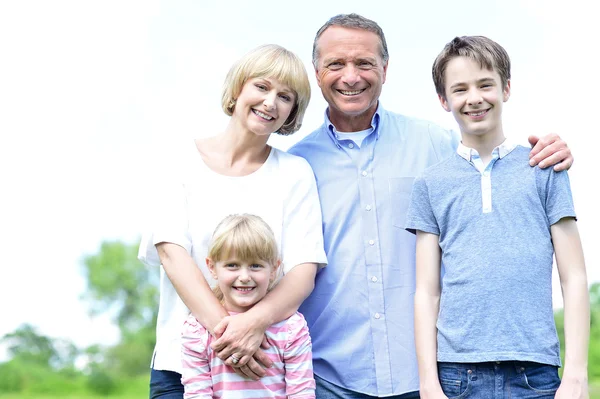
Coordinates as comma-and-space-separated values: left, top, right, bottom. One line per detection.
231, 77, 296, 137
207, 256, 279, 312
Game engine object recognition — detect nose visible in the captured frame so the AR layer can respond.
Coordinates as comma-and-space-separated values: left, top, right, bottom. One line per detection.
341, 64, 361, 86
467, 88, 483, 105
263, 91, 276, 111
238, 267, 251, 283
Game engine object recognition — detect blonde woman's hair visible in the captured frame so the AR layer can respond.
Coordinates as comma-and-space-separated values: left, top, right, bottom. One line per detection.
208, 214, 281, 303
221, 44, 311, 135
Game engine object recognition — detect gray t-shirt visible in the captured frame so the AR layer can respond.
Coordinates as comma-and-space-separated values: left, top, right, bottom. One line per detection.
405, 143, 575, 366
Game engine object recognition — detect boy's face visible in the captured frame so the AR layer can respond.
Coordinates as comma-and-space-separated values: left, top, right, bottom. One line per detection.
439, 56, 510, 141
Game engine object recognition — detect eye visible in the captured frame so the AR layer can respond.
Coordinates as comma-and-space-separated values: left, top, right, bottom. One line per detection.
358, 61, 374, 69
453, 88, 466, 93
327, 62, 343, 70
481, 83, 492, 89
279, 93, 292, 102
255, 83, 267, 91
225, 263, 239, 269
250, 263, 264, 270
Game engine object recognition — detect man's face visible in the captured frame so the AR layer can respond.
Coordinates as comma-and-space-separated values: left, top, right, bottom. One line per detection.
314, 26, 387, 130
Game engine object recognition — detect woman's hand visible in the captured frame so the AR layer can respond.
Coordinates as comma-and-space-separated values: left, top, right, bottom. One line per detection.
210, 311, 273, 380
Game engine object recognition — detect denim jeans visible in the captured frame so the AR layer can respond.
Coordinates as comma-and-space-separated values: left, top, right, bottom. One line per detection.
438, 361, 560, 399
149, 368, 184, 399
315, 375, 420, 399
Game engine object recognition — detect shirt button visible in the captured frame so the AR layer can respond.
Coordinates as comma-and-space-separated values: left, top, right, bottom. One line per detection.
371, 276, 378, 282
374, 313, 381, 319
361, 170, 367, 177
348, 143, 354, 149
368, 239, 375, 246
365, 205, 372, 211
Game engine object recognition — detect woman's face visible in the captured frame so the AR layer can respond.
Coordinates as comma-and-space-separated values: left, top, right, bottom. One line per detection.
232, 77, 296, 136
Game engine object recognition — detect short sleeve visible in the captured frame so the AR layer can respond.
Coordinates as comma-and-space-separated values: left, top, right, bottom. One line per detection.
138, 153, 193, 267
542, 169, 576, 225
280, 157, 327, 274
404, 174, 440, 235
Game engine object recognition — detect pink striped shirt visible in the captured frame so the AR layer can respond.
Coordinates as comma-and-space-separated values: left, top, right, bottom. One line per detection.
181, 312, 315, 399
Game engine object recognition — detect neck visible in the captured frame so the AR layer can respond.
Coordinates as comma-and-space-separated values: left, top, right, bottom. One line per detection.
462, 128, 505, 165
216, 120, 271, 167
328, 104, 377, 132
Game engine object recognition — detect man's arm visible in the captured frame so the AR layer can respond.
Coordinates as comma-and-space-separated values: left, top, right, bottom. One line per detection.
414, 231, 448, 399
528, 134, 573, 171
552, 218, 590, 399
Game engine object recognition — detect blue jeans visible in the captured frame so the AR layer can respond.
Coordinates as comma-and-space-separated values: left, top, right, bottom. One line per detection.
438, 361, 560, 399
149, 368, 183, 399
316, 375, 420, 399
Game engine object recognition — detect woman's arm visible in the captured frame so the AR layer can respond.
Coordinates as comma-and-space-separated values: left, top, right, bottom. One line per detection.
157, 243, 228, 334
210, 263, 317, 379
552, 218, 589, 399
415, 231, 448, 399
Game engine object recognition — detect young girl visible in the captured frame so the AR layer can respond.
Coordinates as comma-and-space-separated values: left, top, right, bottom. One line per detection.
180, 214, 316, 399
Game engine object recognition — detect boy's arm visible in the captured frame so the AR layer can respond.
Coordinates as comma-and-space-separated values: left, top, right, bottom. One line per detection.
528, 134, 573, 171
551, 218, 590, 399
414, 231, 447, 399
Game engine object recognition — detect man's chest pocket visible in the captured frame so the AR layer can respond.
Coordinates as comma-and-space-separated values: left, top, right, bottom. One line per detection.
388, 177, 415, 228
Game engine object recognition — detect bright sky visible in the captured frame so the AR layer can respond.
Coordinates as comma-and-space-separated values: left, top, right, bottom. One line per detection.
1, 0, 598, 360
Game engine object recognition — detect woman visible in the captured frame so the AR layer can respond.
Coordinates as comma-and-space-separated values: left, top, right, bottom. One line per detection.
139, 44, 326, 398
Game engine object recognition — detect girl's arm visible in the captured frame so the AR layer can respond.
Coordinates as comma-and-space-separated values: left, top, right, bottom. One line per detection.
283, 313, 316, 399
414, 231, 448, 399
552, 218, 590, 399
181, 316, 214, 399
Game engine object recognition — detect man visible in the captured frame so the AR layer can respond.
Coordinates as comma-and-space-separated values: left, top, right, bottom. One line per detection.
288, 13, 573, 398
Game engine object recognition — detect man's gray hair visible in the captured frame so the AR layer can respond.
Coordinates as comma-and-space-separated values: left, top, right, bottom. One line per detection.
312, 13, 389, 68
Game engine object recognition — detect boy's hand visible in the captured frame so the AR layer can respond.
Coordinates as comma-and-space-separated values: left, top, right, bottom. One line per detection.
555, 377, 589, 399
528, 133, 573, 171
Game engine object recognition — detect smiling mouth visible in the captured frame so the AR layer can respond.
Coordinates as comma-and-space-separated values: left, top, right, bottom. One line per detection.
465, 109, 489, 117
337, 89, 365, 96
233, 287, 255, 292
252, 109, 274, 120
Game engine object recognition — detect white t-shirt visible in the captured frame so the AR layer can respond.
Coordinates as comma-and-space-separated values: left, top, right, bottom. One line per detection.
138, 141, 327, 373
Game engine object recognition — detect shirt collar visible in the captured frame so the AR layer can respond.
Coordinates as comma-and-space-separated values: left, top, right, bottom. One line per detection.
324, 102, 383, 147
457, 137, 518, 162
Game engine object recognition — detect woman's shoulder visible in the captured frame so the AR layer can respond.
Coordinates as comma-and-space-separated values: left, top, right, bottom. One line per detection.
270, 147, 315, 177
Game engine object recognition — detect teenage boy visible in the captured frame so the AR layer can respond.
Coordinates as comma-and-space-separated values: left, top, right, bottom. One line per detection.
406, 36, 589, 399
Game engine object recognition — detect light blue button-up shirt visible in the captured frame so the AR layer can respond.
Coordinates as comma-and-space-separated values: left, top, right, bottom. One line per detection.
288, 103, 458, 396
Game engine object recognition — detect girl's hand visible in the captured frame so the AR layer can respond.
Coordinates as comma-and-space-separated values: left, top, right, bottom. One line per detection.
210, 312, 273, 380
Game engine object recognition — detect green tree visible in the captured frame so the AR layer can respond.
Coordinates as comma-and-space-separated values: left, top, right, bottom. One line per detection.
81, 240, 159, 376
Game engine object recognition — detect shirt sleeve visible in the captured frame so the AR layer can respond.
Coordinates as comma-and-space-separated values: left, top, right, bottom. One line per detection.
280, 157, 327, 273
138, 153, 192, 267
540, 169, 576, 225
404, 174, 440, 235
181, 316, 213, 399
284, 313, 316, 399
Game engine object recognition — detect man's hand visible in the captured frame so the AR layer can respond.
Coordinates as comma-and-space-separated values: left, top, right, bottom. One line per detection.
528, 133, 573, 171
210, 312, 273, 380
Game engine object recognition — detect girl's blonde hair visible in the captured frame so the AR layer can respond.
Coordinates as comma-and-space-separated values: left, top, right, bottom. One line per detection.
221, 44, 311, 135
208, 214, 281, 303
